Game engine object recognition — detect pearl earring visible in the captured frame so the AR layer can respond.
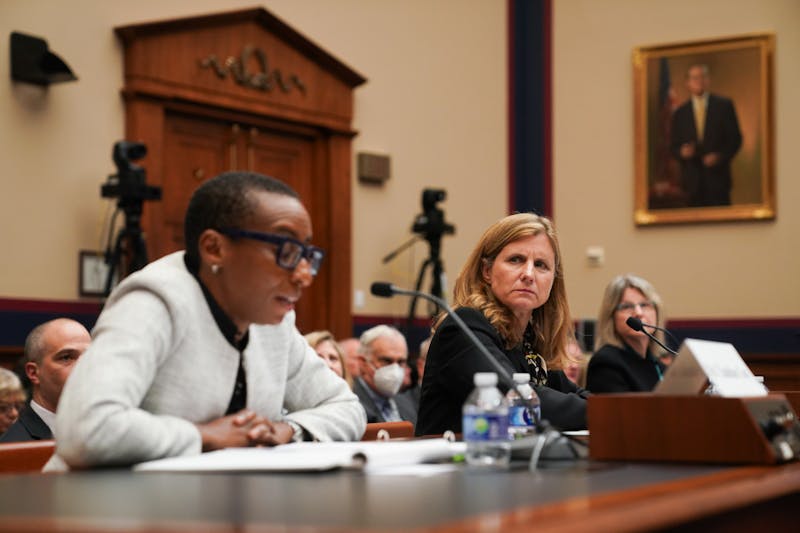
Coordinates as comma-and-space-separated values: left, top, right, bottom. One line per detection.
211, 264, 220, 274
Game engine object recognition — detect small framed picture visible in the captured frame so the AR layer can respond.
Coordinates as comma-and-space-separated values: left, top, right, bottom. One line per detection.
79, 251, 112, 298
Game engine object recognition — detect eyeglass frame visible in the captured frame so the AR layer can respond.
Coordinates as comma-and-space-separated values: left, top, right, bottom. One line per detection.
217, 228, 325, 275
615, 301, 656, 313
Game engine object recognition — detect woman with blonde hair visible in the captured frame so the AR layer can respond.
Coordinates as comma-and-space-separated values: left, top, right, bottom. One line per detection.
304, 330, 352, 388
0, 368, 26, 435
416, 213, 587, 436
586, 274, 667, 393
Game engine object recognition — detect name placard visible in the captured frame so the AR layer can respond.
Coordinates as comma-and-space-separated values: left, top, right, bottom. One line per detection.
654, 338, 768, 397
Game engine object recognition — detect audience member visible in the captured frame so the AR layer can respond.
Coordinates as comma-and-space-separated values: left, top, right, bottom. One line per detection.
304, 330, 352, 387
0, 319, 90, 442
586, 274, 667, 393
563, 338, 589, 388
416, 213, 588, 436
0, 368, 26, 436
338, 337, 362, 379
353, 325, 417, 425
51, 171, 365, 469
405, 335, 431, 407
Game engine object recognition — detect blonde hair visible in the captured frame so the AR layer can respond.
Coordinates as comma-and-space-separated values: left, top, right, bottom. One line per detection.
0, 367, 25, 401
304, 330, 352, 388
594, 274, 665, 352
443, 213, 572, 369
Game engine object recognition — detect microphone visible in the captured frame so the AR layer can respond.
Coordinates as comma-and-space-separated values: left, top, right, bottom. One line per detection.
370, 282, 538, 420
625, 316, 678, 356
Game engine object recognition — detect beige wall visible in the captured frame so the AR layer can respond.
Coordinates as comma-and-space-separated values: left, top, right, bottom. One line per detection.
1, 0, 797, 323
0, 0, 507, 319
554, 0, 800, 320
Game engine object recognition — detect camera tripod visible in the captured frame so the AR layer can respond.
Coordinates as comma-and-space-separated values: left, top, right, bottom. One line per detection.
104, 207, 149, 296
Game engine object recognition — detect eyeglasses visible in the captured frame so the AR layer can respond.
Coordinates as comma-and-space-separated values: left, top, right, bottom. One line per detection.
615, 301, 655, 313
218, 228, 325, 276
0, 401, 25, 415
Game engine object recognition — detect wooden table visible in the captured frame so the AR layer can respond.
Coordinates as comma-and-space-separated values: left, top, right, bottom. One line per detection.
0, 459, 798, 532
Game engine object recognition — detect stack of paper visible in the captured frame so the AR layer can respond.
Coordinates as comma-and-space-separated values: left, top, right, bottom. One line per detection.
133, 438, 465, 473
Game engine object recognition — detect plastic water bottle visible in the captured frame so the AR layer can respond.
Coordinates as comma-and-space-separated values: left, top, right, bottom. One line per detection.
506, 373, 541, 439
462, 372, 511, 468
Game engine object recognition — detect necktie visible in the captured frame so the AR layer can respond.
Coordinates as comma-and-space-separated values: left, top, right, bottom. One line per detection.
694, 99, 706, 142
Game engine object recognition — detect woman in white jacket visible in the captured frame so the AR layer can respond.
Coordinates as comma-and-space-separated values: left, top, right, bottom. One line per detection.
53, 171, 365, 469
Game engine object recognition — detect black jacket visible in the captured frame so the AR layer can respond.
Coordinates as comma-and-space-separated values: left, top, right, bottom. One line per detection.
415, 307, 588, 436
0, 403, 52, 442
586, 343, 665, 394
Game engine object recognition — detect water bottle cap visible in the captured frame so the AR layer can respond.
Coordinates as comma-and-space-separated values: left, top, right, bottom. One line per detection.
473, 372, 498, 386
512, 373, 530, 384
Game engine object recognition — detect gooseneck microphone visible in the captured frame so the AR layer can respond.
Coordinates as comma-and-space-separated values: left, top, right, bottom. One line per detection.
625, 316, 679, 356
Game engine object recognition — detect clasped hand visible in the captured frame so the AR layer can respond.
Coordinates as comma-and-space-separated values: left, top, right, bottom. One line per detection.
197, 409, 295, 452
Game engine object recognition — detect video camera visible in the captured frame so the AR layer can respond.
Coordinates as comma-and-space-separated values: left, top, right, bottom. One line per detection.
412, 188, 455, 243
101, 141, 161, 208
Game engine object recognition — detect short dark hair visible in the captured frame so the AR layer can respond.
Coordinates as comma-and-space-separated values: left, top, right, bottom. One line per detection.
184, 171, 299, 270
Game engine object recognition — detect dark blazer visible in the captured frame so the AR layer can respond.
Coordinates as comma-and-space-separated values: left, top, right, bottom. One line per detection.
0, 403, 53, 442
586, 343, 666, 394
670, 93, 742, 206
353, 378, 418, 426
415, 307, 588, 436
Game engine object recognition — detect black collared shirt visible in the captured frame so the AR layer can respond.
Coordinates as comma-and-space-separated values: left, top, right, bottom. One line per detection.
184, 255, 248, 414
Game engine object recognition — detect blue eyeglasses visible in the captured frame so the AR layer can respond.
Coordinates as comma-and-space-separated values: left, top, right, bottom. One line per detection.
218, 228, 325, 276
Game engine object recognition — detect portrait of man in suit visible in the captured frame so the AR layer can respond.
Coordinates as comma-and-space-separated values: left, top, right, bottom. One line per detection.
634, 34, 774, 225
670, 64, 742, 207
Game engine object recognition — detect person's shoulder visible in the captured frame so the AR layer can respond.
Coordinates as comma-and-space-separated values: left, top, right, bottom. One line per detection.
110, 252, 195, 298
709, 93, 735, 106
590, 344, 625, 364
0, 420, 33, 442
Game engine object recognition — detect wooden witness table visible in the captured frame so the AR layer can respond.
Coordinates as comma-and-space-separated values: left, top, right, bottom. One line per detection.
0, 458, 798, 532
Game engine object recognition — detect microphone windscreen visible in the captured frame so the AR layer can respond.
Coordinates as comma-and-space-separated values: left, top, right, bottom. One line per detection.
370, 282, 395, 298
626, 316, 644, 332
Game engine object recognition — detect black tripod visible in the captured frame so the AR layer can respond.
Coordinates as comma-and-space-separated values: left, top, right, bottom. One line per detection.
104, 203, 149, 296
100, 140, 161, 296
406, 232, 446, 334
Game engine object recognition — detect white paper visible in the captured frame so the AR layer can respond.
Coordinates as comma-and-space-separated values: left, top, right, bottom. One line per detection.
133, 439, 465, 473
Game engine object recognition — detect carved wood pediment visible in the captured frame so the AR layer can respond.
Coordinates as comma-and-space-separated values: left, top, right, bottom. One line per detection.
115, 8, 366, 132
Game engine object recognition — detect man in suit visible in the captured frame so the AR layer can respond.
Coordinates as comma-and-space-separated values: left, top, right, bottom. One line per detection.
0, 319, 90, 442
353, 325, 417, 426
671, 64, 742, 207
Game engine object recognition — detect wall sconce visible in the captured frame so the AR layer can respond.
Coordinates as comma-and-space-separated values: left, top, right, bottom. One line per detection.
10, 31, 77, 86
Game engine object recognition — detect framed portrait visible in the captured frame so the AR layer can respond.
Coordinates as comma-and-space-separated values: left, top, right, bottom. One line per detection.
633, 33, 774, 225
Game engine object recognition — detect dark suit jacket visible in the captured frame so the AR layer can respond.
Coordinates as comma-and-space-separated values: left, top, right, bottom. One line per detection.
415, 307, 588, 436
586, 343, 665, 394
353, 378, 418, 426
670, 93, 742, 206
0, 403, 53, 442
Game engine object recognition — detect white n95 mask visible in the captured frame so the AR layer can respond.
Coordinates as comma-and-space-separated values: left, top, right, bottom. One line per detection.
372, 363, 405, 397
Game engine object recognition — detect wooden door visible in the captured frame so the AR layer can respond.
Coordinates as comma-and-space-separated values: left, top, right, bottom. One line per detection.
116, 7, 365, 339
158, 111, 322, 332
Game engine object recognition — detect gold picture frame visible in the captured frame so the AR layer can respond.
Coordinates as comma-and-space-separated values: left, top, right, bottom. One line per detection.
633, 33, 774, 225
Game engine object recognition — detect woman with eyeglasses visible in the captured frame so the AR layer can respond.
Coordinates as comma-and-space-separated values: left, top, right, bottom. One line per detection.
586, 274, 668, 393
0, 368, 26, 436
415, 213, 588, 436
51, 172, 365, 469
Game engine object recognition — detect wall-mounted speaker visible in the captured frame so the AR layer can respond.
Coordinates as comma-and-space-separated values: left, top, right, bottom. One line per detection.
10, 31, 77, 86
